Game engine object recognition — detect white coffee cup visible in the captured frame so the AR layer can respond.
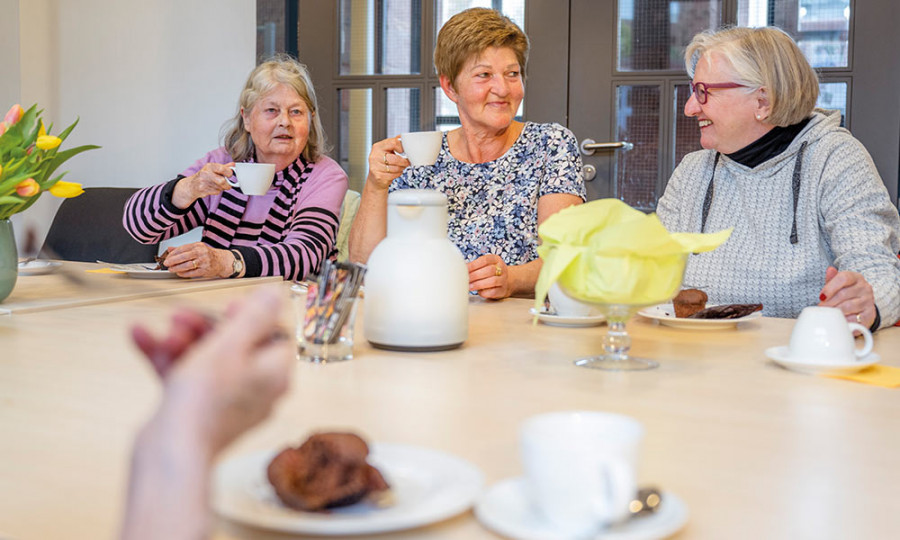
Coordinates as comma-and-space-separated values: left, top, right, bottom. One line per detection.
400, 131, 442, 166
788, 306, 873, 363
227, 162, 276, 196
520, 411, 643, 536
548, 282, 600, 317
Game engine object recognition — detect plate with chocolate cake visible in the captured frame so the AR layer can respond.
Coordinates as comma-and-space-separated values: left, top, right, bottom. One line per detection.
638, 303, 763, 330
213, 436, 484, 535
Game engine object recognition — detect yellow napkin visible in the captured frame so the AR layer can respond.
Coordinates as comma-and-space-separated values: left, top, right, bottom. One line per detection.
825, 365, 900, 388
87, 268, 125, 274
534, 199, 732, 310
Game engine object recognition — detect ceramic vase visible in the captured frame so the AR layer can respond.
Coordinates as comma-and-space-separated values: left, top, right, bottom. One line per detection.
0, 219, 18, 302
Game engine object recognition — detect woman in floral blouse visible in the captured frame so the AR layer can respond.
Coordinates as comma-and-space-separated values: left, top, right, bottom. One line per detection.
348, 8, 585, 299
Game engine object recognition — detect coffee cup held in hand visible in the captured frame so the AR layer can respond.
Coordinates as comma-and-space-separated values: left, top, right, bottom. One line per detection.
399, 131, 442, 166
520, 411, 643, 536
788, 306, 873, 363
227, 162, 276, 196
548, 283, 599, 317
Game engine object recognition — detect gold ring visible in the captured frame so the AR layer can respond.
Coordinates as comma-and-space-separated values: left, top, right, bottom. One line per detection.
193, 260, 198, 270
856, 313, 862, 324
495, 264, 502, 277
384, 163, 390, 172
383, 152, 388, 164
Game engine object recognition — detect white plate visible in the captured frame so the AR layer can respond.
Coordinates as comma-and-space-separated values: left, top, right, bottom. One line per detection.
17, 260, 62, 276
213, 443, 484, 536
765, 345, 880, 375
123, 268, 178, 279
529, 307, 606, 328
475, 477, 688, 540
637, 304, 761, 330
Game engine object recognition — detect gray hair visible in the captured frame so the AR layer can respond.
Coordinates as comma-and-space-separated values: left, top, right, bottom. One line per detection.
223, 54, 326, 163
685, 26, 819, 126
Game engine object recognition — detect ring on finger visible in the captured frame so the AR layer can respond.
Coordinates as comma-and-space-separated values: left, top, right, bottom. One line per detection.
495, 264, 502, 277
384, 163, 390, 172
856, 313, 862, 324
193, 260, 198, 270
383, 152, 388, 165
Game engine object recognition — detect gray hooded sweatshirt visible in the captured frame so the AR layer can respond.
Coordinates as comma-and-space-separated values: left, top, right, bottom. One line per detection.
657, 109, 900, 328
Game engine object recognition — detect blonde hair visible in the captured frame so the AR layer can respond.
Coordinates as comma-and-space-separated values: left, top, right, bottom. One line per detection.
685, 26, 819, 126
434, 8, 529, 89
223, 54, 326, 163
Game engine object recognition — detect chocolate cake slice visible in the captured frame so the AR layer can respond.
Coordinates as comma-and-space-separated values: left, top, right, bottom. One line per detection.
687, 303, 763, 319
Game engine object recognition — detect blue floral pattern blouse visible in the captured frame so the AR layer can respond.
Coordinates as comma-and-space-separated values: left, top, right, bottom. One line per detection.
390, 122, 585, 265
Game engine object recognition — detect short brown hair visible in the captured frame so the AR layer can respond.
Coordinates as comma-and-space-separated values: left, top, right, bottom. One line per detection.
685, 26, 819, 126
223, 54, 327, 163
434, 8, 529, 89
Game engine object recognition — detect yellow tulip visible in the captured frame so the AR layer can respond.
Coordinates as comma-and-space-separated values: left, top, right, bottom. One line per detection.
48, 180, 84, 198
36, 135, 62, 150
38, 120, 46, 137
16, 178, 40, 197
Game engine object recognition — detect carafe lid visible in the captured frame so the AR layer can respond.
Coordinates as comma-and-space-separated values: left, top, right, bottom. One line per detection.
388, 189, 447, 207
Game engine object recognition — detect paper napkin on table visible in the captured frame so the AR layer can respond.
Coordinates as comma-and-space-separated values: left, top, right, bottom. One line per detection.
534, 199, 732, 312
87, 268, 125, 274
825, 365, 900, 388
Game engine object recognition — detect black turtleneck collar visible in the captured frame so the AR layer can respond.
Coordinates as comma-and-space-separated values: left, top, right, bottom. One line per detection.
726, 116, 812, 168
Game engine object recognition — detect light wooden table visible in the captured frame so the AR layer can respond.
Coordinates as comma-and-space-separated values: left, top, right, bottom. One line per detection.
1, 261, 280, 314
0, 281, 897, 540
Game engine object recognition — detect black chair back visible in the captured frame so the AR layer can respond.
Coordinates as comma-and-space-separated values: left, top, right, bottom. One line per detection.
41, 187, 158, 263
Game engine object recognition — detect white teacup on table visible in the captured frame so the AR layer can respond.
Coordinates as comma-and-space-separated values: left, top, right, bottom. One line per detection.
547, 282, 600, 317
766, 306, 878, 374
520, 411, 642, 537
227, 162, 276, 196
400, 131, 442, 166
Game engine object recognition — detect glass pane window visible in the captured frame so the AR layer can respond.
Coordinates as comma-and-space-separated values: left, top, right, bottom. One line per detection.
338, 88, 374, 190
672, 84, 703, 170
435, 1, 525, 41
386, 88, 423, 135
615, 85, 661, 211
817, 81, 847, 125
257, 0, 287, 61
618, 0, 723, 71
737, 0, 850, 68
339, 0, 422, 75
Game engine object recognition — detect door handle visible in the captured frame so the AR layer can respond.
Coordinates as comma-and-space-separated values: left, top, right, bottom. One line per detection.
580, 139, 634, 155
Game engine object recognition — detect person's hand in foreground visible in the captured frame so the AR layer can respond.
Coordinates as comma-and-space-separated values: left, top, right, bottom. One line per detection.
121, 285, 294, 540
819, 265, 877, 328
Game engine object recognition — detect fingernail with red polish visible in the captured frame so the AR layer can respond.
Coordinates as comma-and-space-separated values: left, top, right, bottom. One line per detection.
819, 293, 826, 301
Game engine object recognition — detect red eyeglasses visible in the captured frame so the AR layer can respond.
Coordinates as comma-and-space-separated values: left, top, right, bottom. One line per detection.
689, 81, 747, 104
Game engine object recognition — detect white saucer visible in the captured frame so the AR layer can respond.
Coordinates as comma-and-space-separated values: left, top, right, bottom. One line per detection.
765, 346, 880, 375
475, 477, 687, 540
17, 260, 62, 276
638, 304, 761, 330
529, 307, 606, 328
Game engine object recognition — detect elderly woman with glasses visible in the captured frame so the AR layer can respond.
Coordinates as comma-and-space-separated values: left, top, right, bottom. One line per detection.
348, 8, 585, 299
657, 26, 900, 330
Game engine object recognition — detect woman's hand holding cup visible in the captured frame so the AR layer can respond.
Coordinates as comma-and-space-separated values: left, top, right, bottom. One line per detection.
172, 162, 236, 209
367, 136, 409, 190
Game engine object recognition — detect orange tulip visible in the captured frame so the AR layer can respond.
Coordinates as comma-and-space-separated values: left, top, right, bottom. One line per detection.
0, 121, 7, 136
16, 178, 40, 197
3, 104, 23, 126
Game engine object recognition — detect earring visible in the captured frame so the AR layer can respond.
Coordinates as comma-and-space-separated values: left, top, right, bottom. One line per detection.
756, 114, 762, 120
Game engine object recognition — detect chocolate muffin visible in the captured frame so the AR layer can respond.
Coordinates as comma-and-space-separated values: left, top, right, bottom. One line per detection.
267, 432, 390, 512
673, 288, 708, 318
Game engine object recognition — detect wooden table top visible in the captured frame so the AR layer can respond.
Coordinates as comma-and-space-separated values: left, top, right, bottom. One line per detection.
1, 281, 897, 540
1, 261, 279, 314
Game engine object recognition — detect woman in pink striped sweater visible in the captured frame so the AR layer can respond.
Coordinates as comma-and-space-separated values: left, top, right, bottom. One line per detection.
123, 55, 348, 281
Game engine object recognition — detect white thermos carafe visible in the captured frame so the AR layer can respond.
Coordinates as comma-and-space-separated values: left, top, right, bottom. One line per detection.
364, 189, 468, 350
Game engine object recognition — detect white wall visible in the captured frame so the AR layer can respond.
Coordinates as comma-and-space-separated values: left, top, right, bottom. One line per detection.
5, 0, 255, 250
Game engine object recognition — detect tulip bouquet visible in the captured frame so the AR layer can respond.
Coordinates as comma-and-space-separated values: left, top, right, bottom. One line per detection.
0, 104, 99, 220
